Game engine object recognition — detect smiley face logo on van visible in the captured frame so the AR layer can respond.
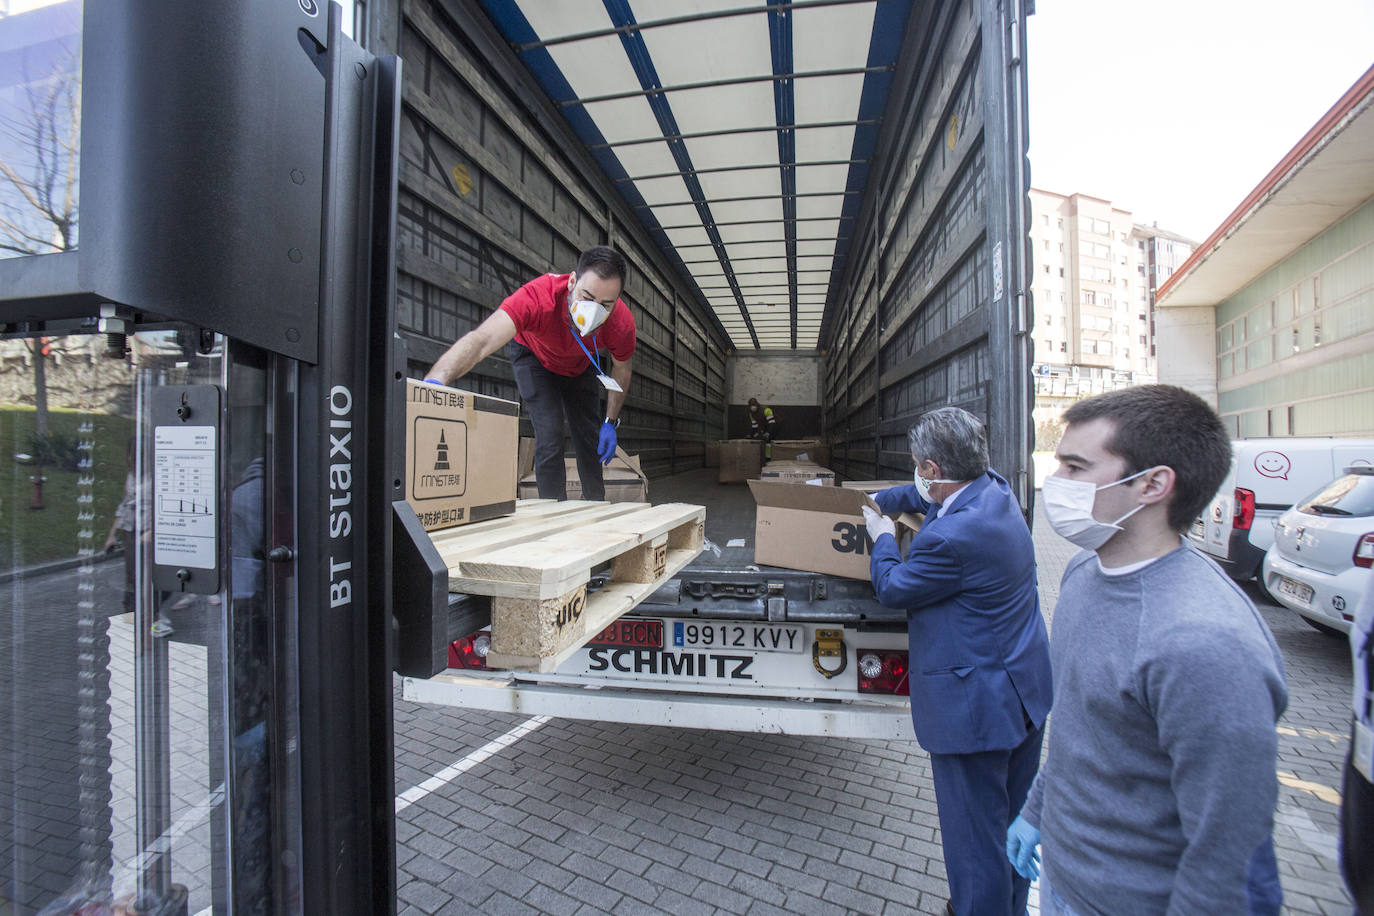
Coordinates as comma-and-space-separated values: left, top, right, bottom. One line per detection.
1254, 450, 1291, 480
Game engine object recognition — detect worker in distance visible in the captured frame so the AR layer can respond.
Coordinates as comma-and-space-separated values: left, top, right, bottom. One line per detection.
425, 246, 636, 501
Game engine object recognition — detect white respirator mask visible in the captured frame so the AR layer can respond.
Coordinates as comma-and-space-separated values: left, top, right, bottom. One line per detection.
570, 297, 610, 337
1041, 467, 1154, 550
914, 467, 958, 505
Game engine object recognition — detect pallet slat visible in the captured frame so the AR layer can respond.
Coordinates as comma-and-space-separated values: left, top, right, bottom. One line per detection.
454, 502, 705, 598
435, 499, 706, 672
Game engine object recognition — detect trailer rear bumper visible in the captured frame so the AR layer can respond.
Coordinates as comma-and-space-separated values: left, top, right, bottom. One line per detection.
403, 673, 916, 740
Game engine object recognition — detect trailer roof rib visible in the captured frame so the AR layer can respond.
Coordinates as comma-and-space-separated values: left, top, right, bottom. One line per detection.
480, 0, 913, 351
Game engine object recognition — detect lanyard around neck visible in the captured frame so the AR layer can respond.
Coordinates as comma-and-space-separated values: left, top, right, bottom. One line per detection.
570, 325, 603, 374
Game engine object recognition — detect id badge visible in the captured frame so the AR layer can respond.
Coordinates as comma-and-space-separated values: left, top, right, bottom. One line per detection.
596, 373, 623, 392
1355, 718, 1374, 783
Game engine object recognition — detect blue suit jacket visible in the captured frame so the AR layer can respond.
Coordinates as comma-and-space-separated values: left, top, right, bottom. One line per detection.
871, 471, 1052, 755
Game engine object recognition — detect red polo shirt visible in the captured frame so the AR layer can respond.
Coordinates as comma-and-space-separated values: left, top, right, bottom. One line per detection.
499, 272, 637, 377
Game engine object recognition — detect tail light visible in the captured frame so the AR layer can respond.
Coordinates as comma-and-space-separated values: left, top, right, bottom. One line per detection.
1233, 488, 1256, 531
1354, 534, 1374, 569
449, 629, 491, 670
857, 651, 909, 695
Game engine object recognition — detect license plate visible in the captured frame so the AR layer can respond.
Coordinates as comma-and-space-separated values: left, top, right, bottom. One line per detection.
672, 620, 803, 654
1278, 576, 1314, 604
587, 618, 663, 649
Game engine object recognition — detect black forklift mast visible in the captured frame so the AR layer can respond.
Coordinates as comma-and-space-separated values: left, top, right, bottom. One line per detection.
0, 1, 409, 912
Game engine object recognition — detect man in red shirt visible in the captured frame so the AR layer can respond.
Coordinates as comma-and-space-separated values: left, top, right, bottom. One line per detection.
425, 246, 636, 501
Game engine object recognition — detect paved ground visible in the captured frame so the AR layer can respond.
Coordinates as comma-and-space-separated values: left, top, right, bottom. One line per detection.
393, 497, 1357, 915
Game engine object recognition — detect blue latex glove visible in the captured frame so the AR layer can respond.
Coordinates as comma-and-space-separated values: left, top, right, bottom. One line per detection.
597, 421, 617, 465
423, 377, 444, 385
1006, 814, 1041, 881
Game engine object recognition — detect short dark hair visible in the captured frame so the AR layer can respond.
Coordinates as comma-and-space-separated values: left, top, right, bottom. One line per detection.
1062, 384, 1231, 533
576, 246, 626, 283
907, 406, 988, 481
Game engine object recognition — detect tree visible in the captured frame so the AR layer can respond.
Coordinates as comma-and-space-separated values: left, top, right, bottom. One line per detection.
1, 35, 81, 449
0, 43, 80, 256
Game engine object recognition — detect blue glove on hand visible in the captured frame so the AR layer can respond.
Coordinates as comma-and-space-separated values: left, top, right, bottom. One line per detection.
598, 421, 617, 465
1006, 814, 1041, 881
423, 377, 444, 385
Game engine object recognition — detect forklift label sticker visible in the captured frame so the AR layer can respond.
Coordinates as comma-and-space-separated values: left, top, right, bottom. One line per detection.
153, 425, 217, 569
993, 242, 1004, 302
411, 417, 467, 498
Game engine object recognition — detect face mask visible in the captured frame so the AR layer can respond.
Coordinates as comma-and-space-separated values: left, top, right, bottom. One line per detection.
1041, 467, 1153, 550
914, 467, 958, 504
570, 295, 610, 337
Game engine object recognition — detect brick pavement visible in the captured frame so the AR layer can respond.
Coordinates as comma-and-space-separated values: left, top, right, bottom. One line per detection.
393, 499, 1356, 915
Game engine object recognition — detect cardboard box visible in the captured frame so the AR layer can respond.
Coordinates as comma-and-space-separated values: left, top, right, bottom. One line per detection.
719, 439, 763, 483
517, 436, 536, 482
748, 480, 920, 580
770, 439, 830, 466
405, 380, 519, 531
760, 460, 836, 486
841, 480, 913, 492
704, 440, 721, 468
517, 447, 648, 503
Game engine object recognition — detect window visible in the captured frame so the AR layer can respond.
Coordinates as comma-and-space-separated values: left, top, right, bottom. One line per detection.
1060, 341, 1067, 352
1058, 267, 1064, 277
1044, 264, 1050, 274
1139, 335, 1147, 344
1042, 214, 1049, 226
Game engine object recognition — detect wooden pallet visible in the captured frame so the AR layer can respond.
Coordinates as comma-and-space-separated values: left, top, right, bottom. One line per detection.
429, 498, 705, 672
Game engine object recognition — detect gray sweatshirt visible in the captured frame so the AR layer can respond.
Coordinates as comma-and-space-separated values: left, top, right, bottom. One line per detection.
1021, 544, 1287, 915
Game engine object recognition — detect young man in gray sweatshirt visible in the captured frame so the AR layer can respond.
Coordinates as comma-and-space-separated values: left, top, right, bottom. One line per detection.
1006, 385, 1288, 914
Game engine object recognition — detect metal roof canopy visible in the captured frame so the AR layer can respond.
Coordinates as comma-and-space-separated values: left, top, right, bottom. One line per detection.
1157, 65, 1374, 310
478, 0, 912, 350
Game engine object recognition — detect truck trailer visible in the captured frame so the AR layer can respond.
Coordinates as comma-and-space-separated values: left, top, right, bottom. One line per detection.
377, 0, 1035, 738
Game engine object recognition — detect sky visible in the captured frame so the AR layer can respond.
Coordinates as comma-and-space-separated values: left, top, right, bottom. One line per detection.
1026, 0, 1374, 242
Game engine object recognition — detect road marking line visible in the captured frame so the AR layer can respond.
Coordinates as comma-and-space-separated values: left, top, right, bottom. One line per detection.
111, 783, 226, 894
1277, 770, 1342, 806
395, 715, 550, 814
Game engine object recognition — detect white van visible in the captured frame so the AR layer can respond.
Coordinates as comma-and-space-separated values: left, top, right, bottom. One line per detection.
1188, 437, 1374, 594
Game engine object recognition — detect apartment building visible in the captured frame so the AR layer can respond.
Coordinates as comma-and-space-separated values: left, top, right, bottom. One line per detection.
1028, 189, 1187, 442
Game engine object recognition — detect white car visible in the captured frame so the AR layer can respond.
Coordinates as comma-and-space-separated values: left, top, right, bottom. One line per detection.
1262, 467, 1374, 636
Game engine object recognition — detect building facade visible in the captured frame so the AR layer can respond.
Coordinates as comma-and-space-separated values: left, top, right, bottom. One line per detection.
1156, 65, 1374, 439
1027, 189, 1192, 444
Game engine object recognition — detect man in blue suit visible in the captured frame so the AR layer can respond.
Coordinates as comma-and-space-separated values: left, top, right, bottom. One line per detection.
861, 406, 1052, 916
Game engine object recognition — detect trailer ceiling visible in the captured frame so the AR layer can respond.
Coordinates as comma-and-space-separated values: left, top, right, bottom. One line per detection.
478, 0, 912, 351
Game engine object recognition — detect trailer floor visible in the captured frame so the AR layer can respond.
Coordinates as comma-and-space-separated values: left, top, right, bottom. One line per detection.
647, 468, 763, 570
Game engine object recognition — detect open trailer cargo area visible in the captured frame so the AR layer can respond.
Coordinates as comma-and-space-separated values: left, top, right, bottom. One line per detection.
368, 0, 1032, 500
372, 0, 1035, 734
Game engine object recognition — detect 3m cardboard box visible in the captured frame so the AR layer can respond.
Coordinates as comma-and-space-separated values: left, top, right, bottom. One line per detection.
517, 448, 648, 503
771, 439, 830, 466
748, 480, 920, 580
760, 460, 836, 485
718, 439, 763, 483
405, 380, 518, 531
704, 440, 721, 468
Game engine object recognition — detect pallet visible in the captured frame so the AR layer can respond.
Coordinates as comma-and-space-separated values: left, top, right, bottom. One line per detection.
430, 498, 705, 672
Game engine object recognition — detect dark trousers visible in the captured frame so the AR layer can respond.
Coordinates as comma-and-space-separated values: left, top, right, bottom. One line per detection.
510, 341, 604, 501
928, 722, 1044, 916
1342, 719, 1374, 914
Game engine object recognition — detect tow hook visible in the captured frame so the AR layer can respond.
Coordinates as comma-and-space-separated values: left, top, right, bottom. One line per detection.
811, 628, 847, 679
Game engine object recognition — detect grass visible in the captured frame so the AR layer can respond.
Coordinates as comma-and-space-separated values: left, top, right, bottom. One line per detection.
0, 405, 133, 572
